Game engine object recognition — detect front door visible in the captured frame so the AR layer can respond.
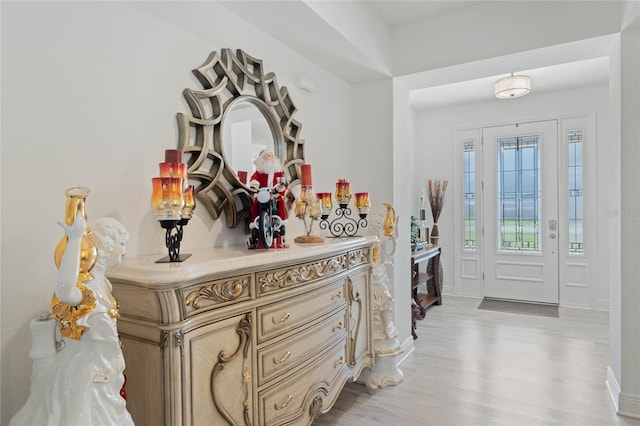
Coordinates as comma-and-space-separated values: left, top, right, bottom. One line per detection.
482, 121, 559, 304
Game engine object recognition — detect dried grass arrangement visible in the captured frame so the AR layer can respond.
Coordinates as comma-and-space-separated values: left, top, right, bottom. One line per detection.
427, 179, 448, 243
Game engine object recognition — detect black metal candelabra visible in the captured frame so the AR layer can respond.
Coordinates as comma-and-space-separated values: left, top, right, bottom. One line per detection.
318, 204, 368, 238
157, 218, 192, 263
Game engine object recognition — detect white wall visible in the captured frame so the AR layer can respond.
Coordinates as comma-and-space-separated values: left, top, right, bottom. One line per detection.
616, 25, 640, 417
0, 2, 357, 422
412, 84, 612, 309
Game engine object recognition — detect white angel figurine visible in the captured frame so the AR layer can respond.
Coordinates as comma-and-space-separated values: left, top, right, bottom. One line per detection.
10, 214, 134, 426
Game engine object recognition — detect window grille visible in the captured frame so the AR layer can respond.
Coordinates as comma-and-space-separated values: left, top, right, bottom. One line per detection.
463, 141, 476, 250
568, 129, 584, 255
496, 135, 541, 253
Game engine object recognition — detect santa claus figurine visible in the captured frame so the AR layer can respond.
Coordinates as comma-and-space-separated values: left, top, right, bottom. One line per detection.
249, 150, 288, 242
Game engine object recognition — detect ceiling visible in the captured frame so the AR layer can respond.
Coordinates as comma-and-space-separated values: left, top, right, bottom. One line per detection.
366, 0, 482, 27
219, 1, 613, 110
409, 56, 610, 110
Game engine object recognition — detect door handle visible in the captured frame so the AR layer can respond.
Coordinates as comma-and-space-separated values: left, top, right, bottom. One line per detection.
549, 233, 557, 239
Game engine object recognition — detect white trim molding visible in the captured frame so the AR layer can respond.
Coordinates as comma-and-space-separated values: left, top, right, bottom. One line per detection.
607, 365, 622, 411
607, 366, 640, 419
619, 392, 640, 419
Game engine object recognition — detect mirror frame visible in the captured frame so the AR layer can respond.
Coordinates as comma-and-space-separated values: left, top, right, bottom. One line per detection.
177, 49, 305, 229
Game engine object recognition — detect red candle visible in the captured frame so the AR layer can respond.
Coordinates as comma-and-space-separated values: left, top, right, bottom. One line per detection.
237, 170, 248, 185
165, 149, 182, 163
301, 164, 312, 188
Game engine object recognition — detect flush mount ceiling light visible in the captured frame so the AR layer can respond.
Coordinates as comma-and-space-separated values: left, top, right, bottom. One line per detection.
495, 73, 531, 99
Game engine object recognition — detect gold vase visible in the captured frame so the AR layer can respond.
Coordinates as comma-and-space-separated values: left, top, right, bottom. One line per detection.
53, 187, 97, 281
382, 203, 396, 237
52, 187, 98, 340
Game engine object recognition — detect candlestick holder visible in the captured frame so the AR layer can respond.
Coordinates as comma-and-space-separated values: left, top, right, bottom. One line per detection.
318, 187, 370, 238
151, 150, 196, 263
294, 186, 324, 244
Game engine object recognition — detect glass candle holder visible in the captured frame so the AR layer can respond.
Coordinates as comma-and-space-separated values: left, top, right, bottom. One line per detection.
151, 177, 184, 221
300, 186, 314, 203
354, 192, 371, 216
336, 179, 351, 206
294, 200, 306, 218
316, 192, 332, 218
309, 199, 322, 219
159, 162, 188, 191
182, 185, 196, 219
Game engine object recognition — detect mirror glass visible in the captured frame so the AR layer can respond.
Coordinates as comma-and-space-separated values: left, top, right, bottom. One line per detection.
222, 102, 275, 184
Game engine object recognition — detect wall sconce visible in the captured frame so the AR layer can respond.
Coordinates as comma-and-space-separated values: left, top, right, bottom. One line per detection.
495, 73, 531, 99
318, 178, 369, 237
151, 149, 195, 262
294, 164, 324, 244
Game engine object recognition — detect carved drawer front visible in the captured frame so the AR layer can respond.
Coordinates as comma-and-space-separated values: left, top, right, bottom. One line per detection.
182, 274, 252, 316
348, 247, 371, 269
258, 341, 346, 426
257, 279, 345, 344
257, 254, 347, 295
258, 308, 346, 386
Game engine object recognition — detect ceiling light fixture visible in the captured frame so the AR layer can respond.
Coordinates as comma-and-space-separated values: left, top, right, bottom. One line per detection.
495, 73, 531, 99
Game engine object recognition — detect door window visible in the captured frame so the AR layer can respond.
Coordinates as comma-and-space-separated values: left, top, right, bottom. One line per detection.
496, 136, 541, 253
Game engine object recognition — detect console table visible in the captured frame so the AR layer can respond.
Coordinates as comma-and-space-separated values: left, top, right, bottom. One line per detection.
410, 246, 442, 339
108, 236, 376, 426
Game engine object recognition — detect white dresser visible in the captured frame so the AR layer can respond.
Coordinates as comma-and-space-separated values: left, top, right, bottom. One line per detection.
108, 236, 376, 426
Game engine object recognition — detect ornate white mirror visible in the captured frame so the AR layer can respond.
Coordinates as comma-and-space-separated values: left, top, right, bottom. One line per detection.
177, 49, 305, 228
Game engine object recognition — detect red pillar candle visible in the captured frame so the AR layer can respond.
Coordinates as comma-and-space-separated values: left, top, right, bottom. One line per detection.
237, 170, 248, 185
165, 149, 182, 163
300, 164, 312, 188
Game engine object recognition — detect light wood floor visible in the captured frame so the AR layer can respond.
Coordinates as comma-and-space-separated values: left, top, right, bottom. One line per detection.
316, 296, 640, 426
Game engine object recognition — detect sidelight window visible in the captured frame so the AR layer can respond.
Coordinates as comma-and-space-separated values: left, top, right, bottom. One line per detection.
568, 129, 584, 255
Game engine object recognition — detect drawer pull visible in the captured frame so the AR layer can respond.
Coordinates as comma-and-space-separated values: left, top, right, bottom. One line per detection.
272, 312, 291, 325
274, 395, 293, 411
273, 351, 291, 365
334, 356, 344, 368
332, 321, 343, 332
331, 290, 342, 300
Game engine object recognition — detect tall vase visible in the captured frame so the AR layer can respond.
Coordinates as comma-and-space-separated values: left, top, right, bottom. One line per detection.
430, 223, 439, 246
51, 187, 98, 340
382, 203, 397, 237
53, 187, 97, 281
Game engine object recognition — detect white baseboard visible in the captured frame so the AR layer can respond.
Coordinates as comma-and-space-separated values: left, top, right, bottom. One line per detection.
396, 335, 414, 366
607, 365, 640, 419
619, 391, 640, 419
607, 366, 621, 411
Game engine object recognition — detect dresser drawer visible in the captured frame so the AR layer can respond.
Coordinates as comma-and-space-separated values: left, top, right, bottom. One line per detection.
182, 274, 252, 317
256, 278, 345, 343
258, 341, 346, 426
258, 308, 346, 386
